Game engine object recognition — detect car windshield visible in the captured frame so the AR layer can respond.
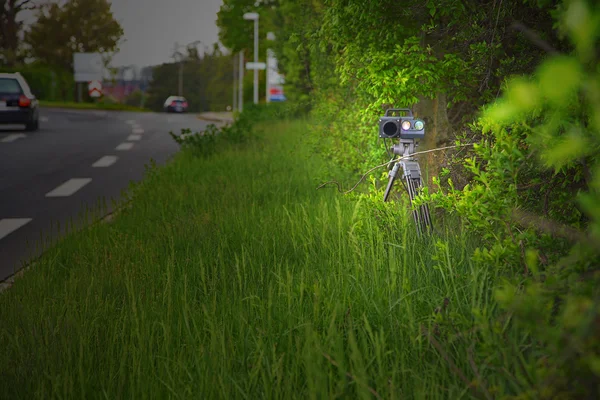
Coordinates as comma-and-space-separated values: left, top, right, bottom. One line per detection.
0, 78, 22, 94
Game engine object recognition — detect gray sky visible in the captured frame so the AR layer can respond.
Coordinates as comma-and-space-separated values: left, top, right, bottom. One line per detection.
110, 0, 225, 68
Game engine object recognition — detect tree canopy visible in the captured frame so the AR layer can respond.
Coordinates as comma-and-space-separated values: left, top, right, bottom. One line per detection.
24, 0, 123, 72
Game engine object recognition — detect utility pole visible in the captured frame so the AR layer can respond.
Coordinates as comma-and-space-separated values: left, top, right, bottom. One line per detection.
238, 50, 244, 112
172, 42, 184, 97
233, 52, 237, 112
178, 61, 183, 96
173, 40, 203, 98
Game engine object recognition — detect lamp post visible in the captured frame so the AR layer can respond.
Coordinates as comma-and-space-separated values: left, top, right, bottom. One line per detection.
243, 12, 259, 104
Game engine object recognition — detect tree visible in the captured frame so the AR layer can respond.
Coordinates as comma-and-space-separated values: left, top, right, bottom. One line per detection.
0, 0, 36, 66
24, 0, 123, 72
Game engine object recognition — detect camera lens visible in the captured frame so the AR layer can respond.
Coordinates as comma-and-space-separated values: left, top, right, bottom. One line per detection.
383, 121, 398, 137
401, 121, 411, 130
414, 120, 424, 130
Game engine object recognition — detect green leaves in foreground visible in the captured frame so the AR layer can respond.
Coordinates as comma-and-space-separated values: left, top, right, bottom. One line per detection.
429, 1, 600, 398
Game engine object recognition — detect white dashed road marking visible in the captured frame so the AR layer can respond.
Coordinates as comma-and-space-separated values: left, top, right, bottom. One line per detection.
125, 120, 136, 125
1, 134, 27, 143
92, 155, 118, 167
0, 218, 32, 241
116, 142, 134, 151
40, 116, 49, 122
46, 178, 92, 197
132, 127, 144, 134
127, 134, 142, 141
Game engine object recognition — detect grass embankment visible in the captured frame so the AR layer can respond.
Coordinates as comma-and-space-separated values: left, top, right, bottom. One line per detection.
0, 119, 498, 399
39, 100, 149, 112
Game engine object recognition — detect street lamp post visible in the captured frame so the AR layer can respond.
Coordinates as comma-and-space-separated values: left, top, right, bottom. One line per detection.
243, 12, 259, 105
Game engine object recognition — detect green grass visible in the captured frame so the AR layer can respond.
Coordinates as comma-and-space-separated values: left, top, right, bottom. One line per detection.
40, 100, 150, 112
0, 119, 506, 399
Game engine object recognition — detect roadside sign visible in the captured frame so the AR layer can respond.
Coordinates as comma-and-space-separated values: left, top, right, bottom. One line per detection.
269, 86, 286, 102
74, 53, 104, 82
246, 62, 266, 70
243, 12, 259, 20
266, 48, 286, 102
88, 80, 103, 98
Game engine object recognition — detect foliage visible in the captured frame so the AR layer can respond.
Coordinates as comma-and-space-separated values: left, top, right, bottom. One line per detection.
169, 104, 265, 157
24, 0, 123, 72
258, 0, 565, 176
123, 89, 143, 108
423, 0, 600, 397
217, 0, 277, 54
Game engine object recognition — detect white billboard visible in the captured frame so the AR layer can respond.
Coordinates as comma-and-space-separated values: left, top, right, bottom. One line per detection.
73, 53, 104, 82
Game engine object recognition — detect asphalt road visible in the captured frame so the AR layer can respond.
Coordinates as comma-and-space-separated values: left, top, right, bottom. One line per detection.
0, 107, 210, 282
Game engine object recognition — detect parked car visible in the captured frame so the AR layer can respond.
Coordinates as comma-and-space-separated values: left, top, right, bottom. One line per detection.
0, 72, 39, 131
163, 96, 188, 113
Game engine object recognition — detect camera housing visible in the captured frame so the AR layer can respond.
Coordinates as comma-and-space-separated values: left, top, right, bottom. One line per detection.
378, 108, 425, 140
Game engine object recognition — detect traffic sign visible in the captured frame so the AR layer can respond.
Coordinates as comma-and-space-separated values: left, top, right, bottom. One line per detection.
88, 80, 103, 98
246, 62, 266, 70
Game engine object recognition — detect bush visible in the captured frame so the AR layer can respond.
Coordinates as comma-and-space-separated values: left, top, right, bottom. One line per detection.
425, 1, 600, 397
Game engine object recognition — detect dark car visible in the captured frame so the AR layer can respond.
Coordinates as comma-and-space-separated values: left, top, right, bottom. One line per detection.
163, 96, 188, 113
0, 72, 39, 131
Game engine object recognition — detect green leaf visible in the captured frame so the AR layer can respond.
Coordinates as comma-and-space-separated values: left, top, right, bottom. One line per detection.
537, 56, 582, 107
505, 78, 539, 113
539, 127, 593, 171
484, 101, 521, 125
564, 0, 599, 61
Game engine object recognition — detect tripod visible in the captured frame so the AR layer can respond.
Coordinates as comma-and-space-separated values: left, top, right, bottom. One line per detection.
383, 138, 433, 236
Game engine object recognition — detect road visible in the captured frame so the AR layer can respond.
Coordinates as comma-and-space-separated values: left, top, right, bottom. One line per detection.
0, 107, 210, 282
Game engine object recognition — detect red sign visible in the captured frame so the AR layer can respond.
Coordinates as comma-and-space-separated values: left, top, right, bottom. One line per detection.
88, 80, 103, 98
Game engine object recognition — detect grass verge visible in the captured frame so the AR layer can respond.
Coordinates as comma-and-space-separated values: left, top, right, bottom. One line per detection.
39, 100, 150, 112
0, 118, 503, 399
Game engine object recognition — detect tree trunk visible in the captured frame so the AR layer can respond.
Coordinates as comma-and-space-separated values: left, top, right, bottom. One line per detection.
412, 93, 451, 187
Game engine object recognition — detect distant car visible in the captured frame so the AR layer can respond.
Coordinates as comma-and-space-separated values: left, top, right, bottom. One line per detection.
163, 96, 188, 113
0, 72, 39, 131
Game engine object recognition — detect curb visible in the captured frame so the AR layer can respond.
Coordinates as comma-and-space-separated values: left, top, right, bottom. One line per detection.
197, 113, 234, 124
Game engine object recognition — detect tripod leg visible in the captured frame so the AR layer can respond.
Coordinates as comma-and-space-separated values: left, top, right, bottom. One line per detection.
383, 163, 400, 202
406, 177, 432, 235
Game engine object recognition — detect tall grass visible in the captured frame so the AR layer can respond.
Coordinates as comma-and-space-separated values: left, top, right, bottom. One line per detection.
1, 119, 500, 399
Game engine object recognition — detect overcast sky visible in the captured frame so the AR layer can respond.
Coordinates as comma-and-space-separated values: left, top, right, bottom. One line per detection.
110, 0, 225, 68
